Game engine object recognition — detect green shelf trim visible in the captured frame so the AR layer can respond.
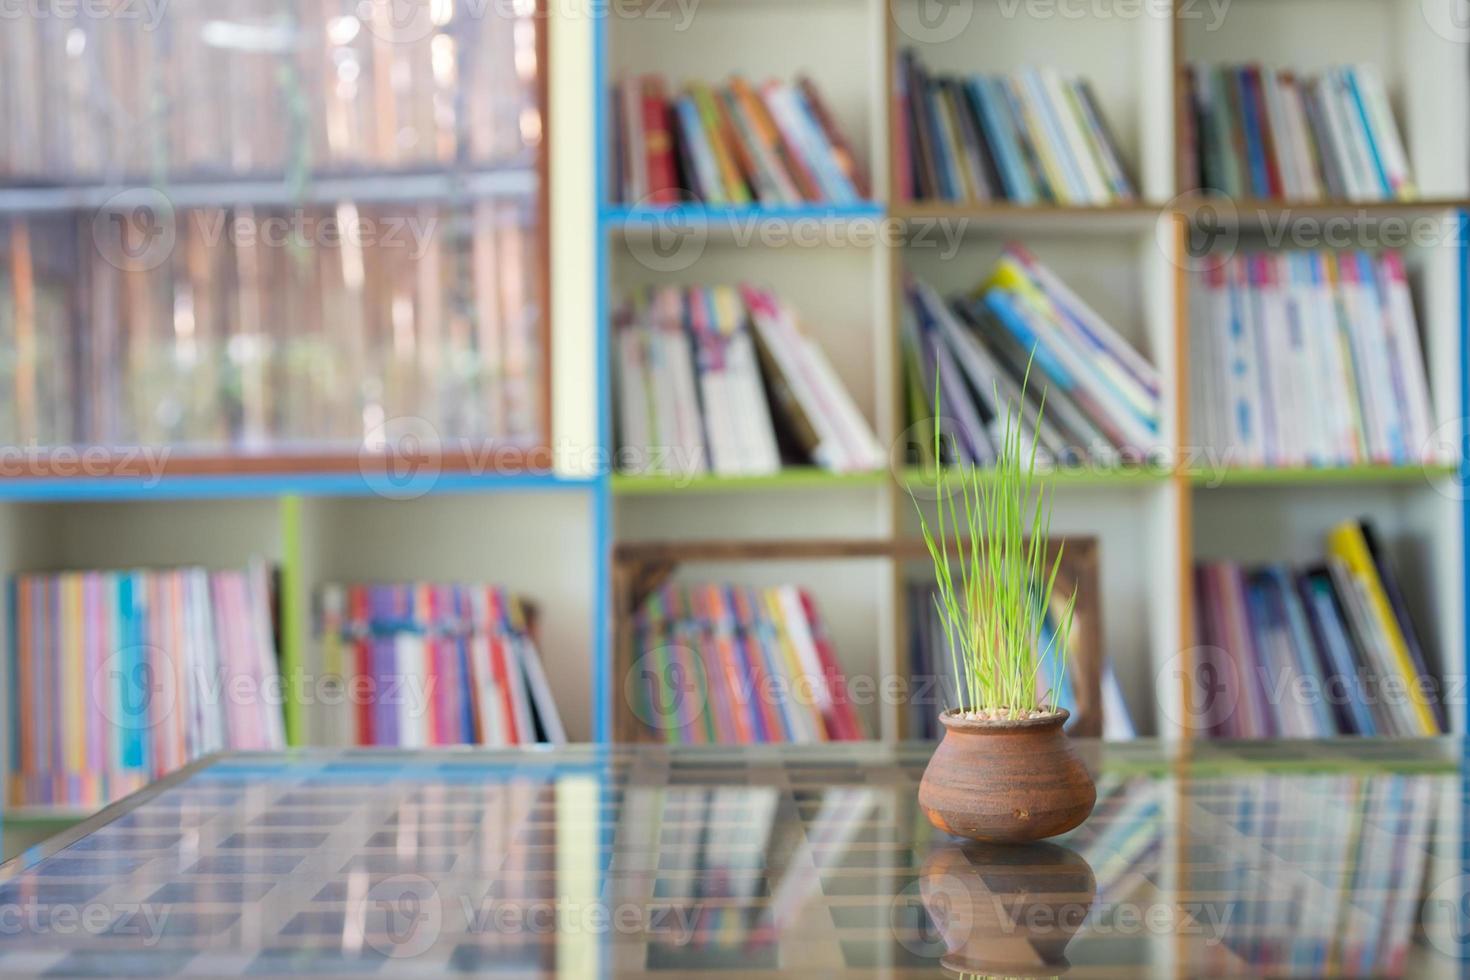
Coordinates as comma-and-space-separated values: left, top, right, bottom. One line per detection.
902, 466, 1170, 487
612, 469, 889, 495
280, 496, 306, 748
1192, 463, 1458, 488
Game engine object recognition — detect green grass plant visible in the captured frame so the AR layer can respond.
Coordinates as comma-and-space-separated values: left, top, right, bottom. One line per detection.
911, 372, 1076, 719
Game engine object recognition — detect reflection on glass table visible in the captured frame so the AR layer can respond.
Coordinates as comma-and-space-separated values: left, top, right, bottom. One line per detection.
0, 740, 1465, 978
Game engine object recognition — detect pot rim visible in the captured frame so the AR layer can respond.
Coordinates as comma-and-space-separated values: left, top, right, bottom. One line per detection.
938, 707, 1070, 733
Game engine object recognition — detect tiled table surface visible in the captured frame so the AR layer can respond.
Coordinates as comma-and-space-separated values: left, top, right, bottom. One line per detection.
1, 739, 1467, 978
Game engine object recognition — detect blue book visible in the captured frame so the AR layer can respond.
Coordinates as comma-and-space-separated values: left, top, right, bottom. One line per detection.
1265, 567, 1336, 736
1242, 576, 1282, 737
1223, 269, 1257, 455
116, 573, 146, 774
1038, 608, 1076, 726
983, 291, 1072, 388
1244, 259, 1279, 463
722, 586, 769, 744
913, 286, 992, 462
673, 96, 721, 203
1352, 252, 1408, 463
967, 76, 1036, 203
922, 81, 960, 201
1020, 69, 1089, 202
1296, 569, 1375, 736
999, 77, 1055, 201
792, 88, 858, 202
1344, 68, 1392, 198
1235, 68, 1271, 198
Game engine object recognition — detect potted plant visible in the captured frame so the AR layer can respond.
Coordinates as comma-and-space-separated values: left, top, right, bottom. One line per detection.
912, 380, 1096, 843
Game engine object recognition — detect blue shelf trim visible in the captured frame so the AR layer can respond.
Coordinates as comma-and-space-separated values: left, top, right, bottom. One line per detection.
600, 201, 885, 227
593, 10, 613, 751
0, 472, 598, 503
1460, 209, 1469, 739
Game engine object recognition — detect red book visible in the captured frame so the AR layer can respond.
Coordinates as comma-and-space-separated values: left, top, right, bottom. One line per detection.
641, 76, 679, 204
486, 588, 520, 745
727, 587, 784, 743
422, 585, 444, 746
892, 61, 912, 202
350, 586, 373, 746
1245, 66, 1283, 198
800, 590, 862, 740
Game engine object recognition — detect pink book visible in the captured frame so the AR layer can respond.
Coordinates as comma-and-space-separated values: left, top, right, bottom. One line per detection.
799, 590, 862, 740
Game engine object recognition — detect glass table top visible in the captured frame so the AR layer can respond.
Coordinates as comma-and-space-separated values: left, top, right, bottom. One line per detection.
0, 739, 1467, 978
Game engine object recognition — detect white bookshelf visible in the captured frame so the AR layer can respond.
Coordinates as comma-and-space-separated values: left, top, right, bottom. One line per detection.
599, 0, 1469, 740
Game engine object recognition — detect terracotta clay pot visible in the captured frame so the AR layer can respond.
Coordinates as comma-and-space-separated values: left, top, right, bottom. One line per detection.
918, 708, 1095, 843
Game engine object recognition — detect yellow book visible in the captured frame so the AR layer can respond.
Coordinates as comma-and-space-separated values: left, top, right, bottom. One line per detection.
690, 83, 751, 205
1006, 79, 1074, 204
1325, 522, 1438, 735
762, 589, 826, 742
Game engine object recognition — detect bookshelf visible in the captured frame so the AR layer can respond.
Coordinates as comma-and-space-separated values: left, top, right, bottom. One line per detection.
594, 0, 1470, 741
0, 1, 610, 829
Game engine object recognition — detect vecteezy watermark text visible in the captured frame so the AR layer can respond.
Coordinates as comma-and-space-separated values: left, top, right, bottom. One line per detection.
0, 900, 171, 943
0, 443, 171, 483
0, 0, 169, 29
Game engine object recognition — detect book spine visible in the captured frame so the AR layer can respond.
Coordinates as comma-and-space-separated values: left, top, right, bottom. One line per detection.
641, 76, 679, 204
798, 75, 870, 198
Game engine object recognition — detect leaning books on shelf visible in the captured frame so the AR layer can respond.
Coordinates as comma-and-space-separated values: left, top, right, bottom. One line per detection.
611, 73, 869, 206
614, 284, 884, 477
318, 582, 566, 748
630, 583, 866, 744
0, 201, 542, 450
0, 5, 537, 181
1194, 519, 1444, 739
1190, 250, 1438, 469
905, 581, 1134, 740
895, 51, 1137, 205
9, 564, 285, 809
1184, 64, 1415, 202
902, 244, 1162, 468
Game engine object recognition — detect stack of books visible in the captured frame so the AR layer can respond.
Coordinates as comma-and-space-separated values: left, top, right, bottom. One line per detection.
0, 6, 538, 181
319, 583, 565, 747
1184, 64, 1415, 201
902, 245, 1162, 467
1190, 250, 1437, 469
905, 582, 1135, 740
611, 74, 868, 206
630, 583, 866, 744
1194, 520, 1444, 738
0, 201, 543, 451
614, 284, 884, 477
9, 565, 285, 809
895, 52, 1137, 205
